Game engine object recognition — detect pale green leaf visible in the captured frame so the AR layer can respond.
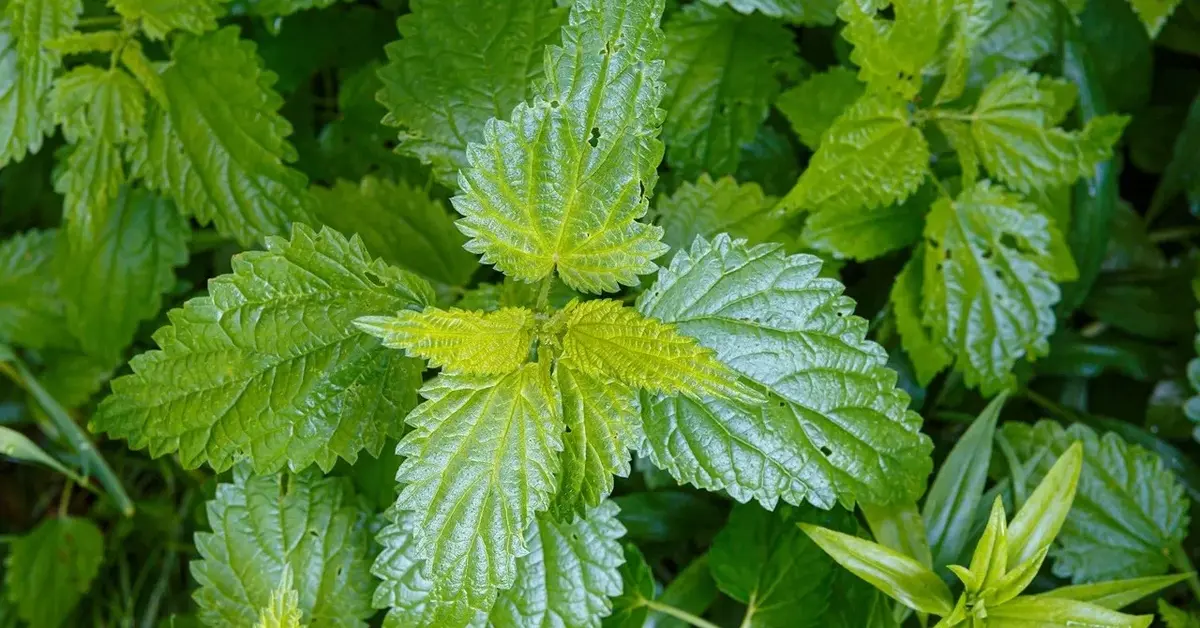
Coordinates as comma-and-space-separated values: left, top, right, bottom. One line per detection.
110, 0, 227, 39
1001, 421, 1190, 583
393, 362, 563, 599
957, 69, 1129, 193
119, 39, 167, 105
0, 425, 81, 481
775, 66, 864, 150
1040, 574, 1190, 610
606, 543, 654, 628
712, 504, 855, 627
1004, 435, 1084, 568
838, 0, 951, 99
3, 517, 103, 628
92, 224, 433, 473
552, 362, 639, 519
860, 500, 934, 569
58, 187, 189, 362
255, 567, 303, 628
1128, 0, 1182, 36
49, 63, 144, 144
801, 181, 933, 261
55, 139, 125, 248
43, 29, 120, 54
192, 467, 375, 627
310, 176, 476, 286
377, 0, 565, 185
637, 235, 932, 509
451, 0, 670, 294
0, 0, 80, 167
355, 307, 534, 375
922, 180, 1077, 395
1159, 599, 1200, 628
799, 524, 955, 616
700, 0, 839, 25
371, 510, 491, 628
966, 497, 1010, 592
779, 92, 930, 215
937, 0, 991, 104
490, 502, 625, 627
130, 27, 313, 247
660, 2, 800, 179
650, 174, 785, 253
987, 596, 1152, 627
0, 229, 69, 350
891, 250, 952, 386
560, 298, 757, 402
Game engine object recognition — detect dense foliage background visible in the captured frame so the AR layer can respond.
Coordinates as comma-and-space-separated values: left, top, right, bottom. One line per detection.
1, 0, 1200, 626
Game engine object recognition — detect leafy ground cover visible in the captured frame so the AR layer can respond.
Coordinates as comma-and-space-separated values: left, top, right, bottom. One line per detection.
2, 0, 1200, 626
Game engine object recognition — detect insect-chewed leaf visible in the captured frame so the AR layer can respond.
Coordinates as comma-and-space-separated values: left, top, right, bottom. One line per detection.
922, 180, 1077, 395
637, 235, 932, 509
1001, 421, 1189, 583
700, 0, 839, 25
311, 176, 476, 287
452, 0, 670, 294
779, 92, 930, 215
0, 230, 70, 350
956, 70, 1129, 193
92, 224, 434, 473
129, 27, 313, 247
551, 361, 640, 519
560, 298, 758, 402
192, 467, 375, 627
3, 517, 104, 628
356, 307, 535, 375
377, 0, 565, 186
775, 66, 864, 150
651, 174, 785, 253
660, 2, 800, 179
109, 0, 226, 39
0, 0, 80, 167
838, 0, 951, 99
393, 362, 563, 601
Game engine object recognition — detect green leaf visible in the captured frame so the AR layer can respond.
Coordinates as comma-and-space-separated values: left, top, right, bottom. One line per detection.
310, 177, 476, 287
650, 174, 785, 254
451, 0, 670, 294
779, 92, 930, 215
0, 425, 82, 482
700, 0, 839, 25
712, 504, 854, 627
891, 250, 952, 386
1150, 92, 1200, 219
1001, 421, 1190, 583
987, 596, 1152, 627
192, 466, 375, 627
969, 0, 1057, 84
119, 39, 167, 106
660, 2, 800, 179
92, 224, 433, 473
838, 0, 950, 99
649, 554, 718, 628
58, 187, 189, 362
949, 69, 1129, 194
377, 0, 565, 185
606, 543, 655, 628
1128, 0, 1183, 35
923, 392, 1004, 571
393, 362, 563, 600
799, 523, 955, 616
490, 502, 625, 627
130, 27, 313, 247
860, 500, 934, 569
4, 517, 104, 628
44, 29, 120, 54
936, 0, 992, 104
1040, 574, 1190, 610
552, 362, 639, 519
0, 0, 80, 167
0, 229, 69, 350
775, 66, 865, 150
801, 181, 933, 261
1159, 599, 1200, 628
965, 496, 1010, 593
559, 298, 757, 402
637, 235, 932, 509
1005, 437, 1084, 569
110, 0, 227, 39
355, 307, 535, 375
255, 567, 303, 628
922, 180, 1077, 395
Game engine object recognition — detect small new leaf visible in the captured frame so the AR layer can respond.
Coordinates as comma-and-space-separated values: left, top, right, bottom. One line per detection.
256, 567, 303, 628
838, 0, 950, 99
356, 307, 535, 375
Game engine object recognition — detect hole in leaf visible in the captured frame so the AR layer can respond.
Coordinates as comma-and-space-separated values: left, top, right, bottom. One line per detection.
819, 445, 833, 456
551, 100, 560, 108
589, 127, 600, 148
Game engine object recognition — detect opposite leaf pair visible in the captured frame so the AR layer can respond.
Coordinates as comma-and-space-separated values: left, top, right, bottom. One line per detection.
803, 442, 1169, 626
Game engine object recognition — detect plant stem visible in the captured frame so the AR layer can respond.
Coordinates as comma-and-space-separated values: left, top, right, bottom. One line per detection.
535, 273, 556, 312
1149, 225, 1200, 243
3, 354, 135, 517
1169, 543, 1200, 601
644, 600, 722, 628
77, 16, 122, 27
